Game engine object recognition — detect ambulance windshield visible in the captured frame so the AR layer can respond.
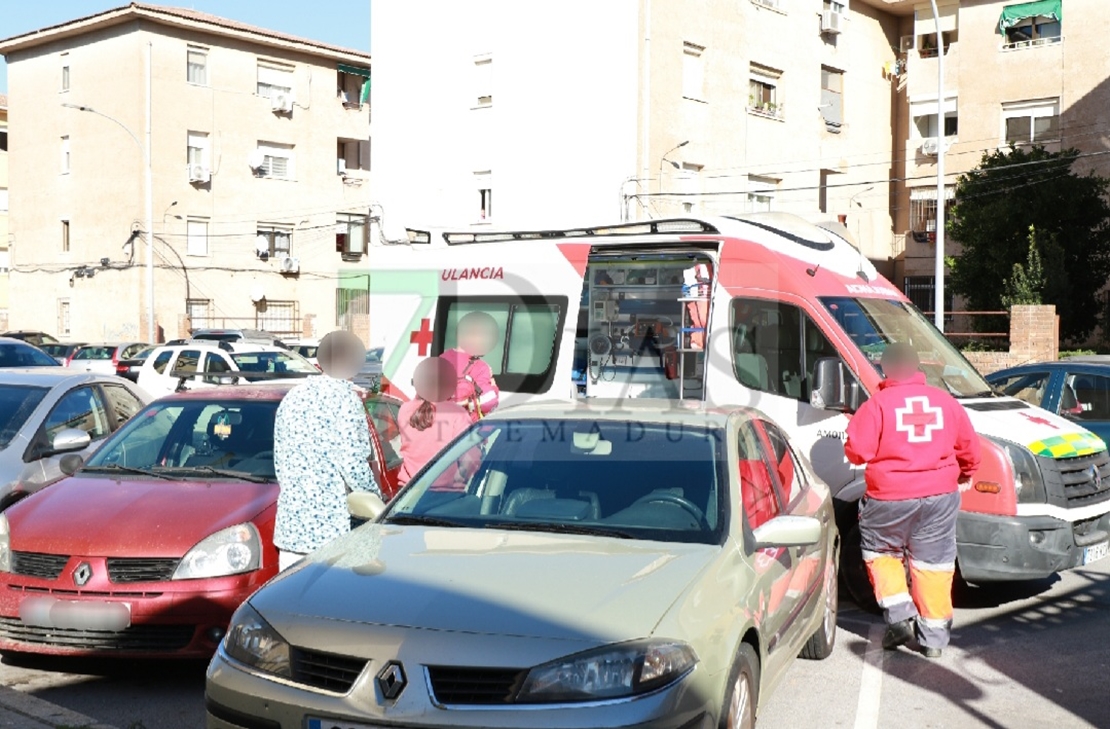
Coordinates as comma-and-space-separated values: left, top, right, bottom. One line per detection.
820, 297, 993, 397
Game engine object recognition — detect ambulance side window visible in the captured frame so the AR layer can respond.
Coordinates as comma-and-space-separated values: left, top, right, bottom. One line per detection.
434, 296, 568, 395
731, 299, 838, 403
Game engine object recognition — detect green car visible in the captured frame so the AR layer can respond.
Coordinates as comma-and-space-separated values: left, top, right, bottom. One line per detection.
206, 400, 838, 729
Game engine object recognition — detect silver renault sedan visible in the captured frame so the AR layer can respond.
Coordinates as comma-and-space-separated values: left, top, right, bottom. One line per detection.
206, 400, 838, 729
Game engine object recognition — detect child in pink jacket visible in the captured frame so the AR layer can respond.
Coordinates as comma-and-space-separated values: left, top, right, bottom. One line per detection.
440, 311, 501, 422
398, 357, 473, 487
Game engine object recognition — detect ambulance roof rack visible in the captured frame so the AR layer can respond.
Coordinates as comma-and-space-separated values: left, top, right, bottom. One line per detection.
441, 218, 720, 245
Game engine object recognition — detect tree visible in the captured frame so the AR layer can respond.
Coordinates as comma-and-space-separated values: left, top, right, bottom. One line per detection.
1000, 226, 1046, 307
948, 146, 1110, 341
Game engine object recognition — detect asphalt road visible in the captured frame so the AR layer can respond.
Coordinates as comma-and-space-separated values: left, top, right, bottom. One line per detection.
0, 558, 1107, 729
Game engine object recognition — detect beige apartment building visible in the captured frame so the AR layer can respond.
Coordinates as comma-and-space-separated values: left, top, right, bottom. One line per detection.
0, 3, 372, 342
0, 94, 8, 325
881, 0, 1106, 313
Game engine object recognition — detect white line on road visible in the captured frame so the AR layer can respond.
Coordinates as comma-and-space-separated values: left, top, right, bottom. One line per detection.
853, 623, 886, 729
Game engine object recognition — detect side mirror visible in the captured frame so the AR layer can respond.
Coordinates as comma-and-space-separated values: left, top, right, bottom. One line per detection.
752, 515, 823, 549
810, 357, 863, 412
59, 453, 84, 476
347, 492, 387, 521
50, 428, 91, 456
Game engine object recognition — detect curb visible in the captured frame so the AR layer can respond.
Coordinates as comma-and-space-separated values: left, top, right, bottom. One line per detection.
0, 685, 119, 729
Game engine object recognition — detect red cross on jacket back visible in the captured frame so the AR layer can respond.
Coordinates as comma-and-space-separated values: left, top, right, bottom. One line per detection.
845, 371, 981, 500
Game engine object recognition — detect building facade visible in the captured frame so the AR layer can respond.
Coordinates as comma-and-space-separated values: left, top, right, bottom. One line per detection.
885, 0, 1108, 314
0, 3, 372, 342
372, 0, 901, 262
0, 94, 8, 327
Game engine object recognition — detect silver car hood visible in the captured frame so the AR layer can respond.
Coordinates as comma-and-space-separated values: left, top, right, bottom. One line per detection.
252, 524, 718, 644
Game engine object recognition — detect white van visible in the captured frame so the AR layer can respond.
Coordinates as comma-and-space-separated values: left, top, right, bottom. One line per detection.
361, 213, 1110, 603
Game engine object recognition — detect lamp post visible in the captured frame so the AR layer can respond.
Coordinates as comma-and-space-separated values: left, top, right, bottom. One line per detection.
658, 141, 689, 210
62, 92, 154, 341
930, 0, 947, 332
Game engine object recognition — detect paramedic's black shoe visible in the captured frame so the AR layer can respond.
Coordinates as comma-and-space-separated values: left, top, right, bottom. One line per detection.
922, 647, 942, 659
882, 619, 914, 650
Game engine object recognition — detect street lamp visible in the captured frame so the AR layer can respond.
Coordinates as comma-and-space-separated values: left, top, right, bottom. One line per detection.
62, 86, 154, 341
930, 0, 947, 332
658, 140, 689, 202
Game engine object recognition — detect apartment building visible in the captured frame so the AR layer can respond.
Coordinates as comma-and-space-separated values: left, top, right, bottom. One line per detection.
372, 0, 901, 262
0, 94, 8, 327
887, 0, 1107, 313
0, 3, 372, 342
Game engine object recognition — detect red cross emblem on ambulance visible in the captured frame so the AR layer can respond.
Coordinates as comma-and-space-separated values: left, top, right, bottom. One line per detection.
896, 396, 944, 443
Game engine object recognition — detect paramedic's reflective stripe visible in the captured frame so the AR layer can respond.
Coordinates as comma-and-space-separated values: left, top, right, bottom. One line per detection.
1028, 432, 1107, 459
877, 592, 912, 608
909, 558, 955, 572
919, 616, 950, 629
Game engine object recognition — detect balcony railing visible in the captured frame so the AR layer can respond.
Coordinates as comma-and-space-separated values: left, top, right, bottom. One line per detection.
1002, 35, 1062, 51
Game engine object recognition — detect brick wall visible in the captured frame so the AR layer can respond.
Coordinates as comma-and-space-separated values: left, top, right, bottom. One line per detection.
963, 305, 1058, 375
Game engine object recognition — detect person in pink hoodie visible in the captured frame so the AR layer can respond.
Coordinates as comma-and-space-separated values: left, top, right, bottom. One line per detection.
845, 342, 980, 659
440, 311, 501, 422
398, 357, 474, 488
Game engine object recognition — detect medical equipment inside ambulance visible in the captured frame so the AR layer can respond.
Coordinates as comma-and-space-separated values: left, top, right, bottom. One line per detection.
578, 256, 714, 399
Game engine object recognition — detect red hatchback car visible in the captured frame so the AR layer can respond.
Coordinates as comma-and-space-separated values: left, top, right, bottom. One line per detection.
0, 384, 402, 658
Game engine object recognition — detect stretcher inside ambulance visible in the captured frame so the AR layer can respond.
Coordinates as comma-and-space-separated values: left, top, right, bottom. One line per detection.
365, 213, 1110, 604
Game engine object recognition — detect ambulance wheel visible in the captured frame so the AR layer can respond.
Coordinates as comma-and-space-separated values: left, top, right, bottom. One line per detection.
800, 551, 838, 660
720, 643, 759, 729
841, 521, 880, 615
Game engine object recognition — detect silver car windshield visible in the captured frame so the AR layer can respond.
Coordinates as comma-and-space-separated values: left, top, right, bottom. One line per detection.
386, 419, 727, 544
231, 351, 318, 375
0, 386, 49, 449
820, 297, 992, 397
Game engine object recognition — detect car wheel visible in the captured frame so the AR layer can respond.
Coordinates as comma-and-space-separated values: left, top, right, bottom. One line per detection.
720, 643, 759, 729
800, 555, 838, 660
840, 518, 880, 614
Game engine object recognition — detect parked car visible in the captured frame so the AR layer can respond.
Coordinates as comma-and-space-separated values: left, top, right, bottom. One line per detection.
0, 339, 63, 369
0, 332, 58, 347
65, 342, 148, 376
0, 369, 149, 510
205, 399, 838, 729
137, 342, 318, 399
39, 343, 87, 365
285, 338, 319, 368
0, 386, 402, 658
114, 346, 157, 383
352, 345, 384, 391
987, 359, 1110, 443
191, 329, 288, 348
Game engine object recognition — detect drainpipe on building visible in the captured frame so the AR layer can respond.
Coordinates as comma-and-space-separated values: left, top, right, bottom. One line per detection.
145, 40, 155, 342
930, 0, 946, 332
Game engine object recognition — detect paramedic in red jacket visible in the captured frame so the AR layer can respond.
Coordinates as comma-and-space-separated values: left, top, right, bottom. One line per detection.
845, 343, 980, 658
441, 311, 501, 423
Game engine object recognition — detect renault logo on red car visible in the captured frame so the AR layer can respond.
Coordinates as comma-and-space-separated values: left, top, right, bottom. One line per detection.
73, 563, 92, 587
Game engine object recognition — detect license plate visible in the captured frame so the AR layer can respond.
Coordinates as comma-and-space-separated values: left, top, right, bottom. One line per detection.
306, 719, 382, 729
18, 597, 131, 631
1083, 541, 1109, 565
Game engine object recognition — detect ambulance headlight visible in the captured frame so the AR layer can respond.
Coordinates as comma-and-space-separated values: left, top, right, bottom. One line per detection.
987, 437, 1046, 504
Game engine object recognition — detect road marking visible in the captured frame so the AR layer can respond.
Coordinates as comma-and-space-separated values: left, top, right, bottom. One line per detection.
853, 623, 886, 729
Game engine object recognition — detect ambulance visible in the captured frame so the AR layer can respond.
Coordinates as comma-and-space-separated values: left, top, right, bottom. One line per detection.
363, 212, 1110, 603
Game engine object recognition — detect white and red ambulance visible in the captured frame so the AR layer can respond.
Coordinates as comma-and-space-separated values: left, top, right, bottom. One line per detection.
364, 212, 1110, 603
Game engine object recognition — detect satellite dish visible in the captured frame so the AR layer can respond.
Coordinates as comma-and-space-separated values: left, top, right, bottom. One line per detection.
247, 149, 266, 170
250, 285, 266, 303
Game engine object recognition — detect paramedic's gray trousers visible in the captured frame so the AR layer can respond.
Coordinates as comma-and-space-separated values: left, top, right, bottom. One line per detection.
859, 490, 960, 649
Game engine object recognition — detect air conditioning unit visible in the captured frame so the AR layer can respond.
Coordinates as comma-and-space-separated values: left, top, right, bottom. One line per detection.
337, 158, 347, 175
188, 164, 210, 183
821, 10, 843, 34
271, 92, 295, 113
280, 255, 300, 274
921, 138, 940, 156
900, 35, 915, 52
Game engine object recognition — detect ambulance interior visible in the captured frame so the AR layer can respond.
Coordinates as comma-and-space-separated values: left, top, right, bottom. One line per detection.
575, 251, 715, 400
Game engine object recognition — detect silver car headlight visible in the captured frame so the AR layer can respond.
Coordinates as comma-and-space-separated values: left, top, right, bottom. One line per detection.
173, 523, 261, 580
517, 640, 697, 703
987, 437, 1046, 504
223, 602, 291, 679
0, 515, 9, 573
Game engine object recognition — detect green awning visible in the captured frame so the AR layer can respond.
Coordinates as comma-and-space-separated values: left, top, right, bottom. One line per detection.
360, 78, 371, 104
338, 63, 371, 78
999, 0, 1062, 31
